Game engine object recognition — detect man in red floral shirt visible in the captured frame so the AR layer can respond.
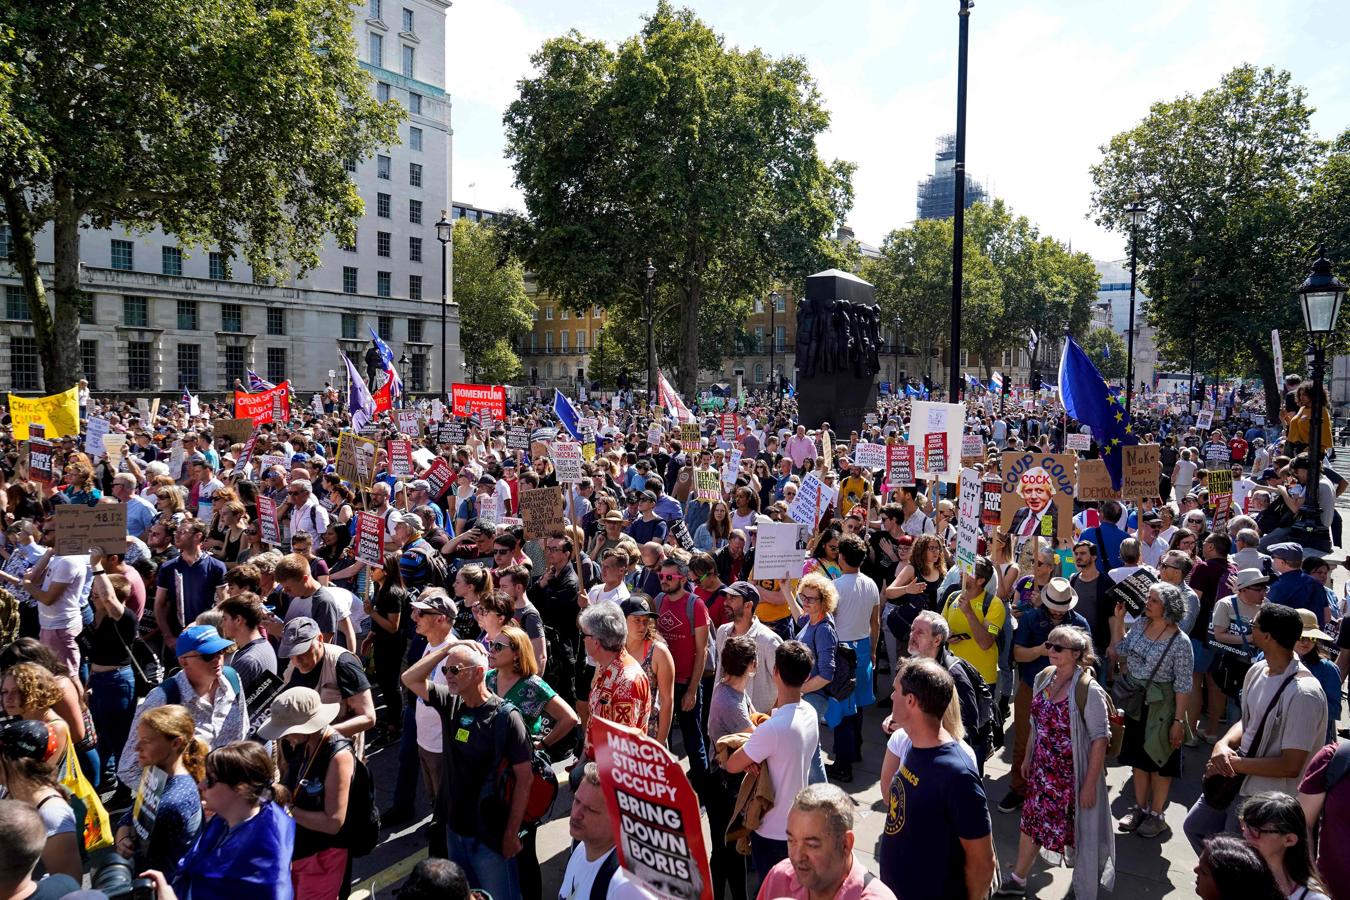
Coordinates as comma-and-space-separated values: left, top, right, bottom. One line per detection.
572, 600, 651, 789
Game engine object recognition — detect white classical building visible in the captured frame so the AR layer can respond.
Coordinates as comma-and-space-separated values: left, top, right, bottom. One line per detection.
1094, 259, 1160, 392
0, 0, 460, 397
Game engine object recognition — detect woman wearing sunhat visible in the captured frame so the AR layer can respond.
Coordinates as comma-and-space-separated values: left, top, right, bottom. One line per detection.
260, 686, 356, 900
1294, 608, 1340, 744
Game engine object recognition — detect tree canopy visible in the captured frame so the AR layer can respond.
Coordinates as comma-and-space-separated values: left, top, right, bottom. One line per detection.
0, 0, 402, 390
1081, 326, 1126, 380
502, 1, 854, 398
452, 218, 535, 384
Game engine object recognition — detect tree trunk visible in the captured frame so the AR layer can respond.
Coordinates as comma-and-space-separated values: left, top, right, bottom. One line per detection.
0, 173, 58, 392
49, 180, 83, 393
678, 279, 701, 400
1249, 338, 1281, 423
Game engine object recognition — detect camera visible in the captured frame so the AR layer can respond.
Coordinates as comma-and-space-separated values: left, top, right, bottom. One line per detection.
91, 854, 157, 900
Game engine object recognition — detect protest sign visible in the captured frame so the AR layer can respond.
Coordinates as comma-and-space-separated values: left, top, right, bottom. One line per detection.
507, 426, 530, 451
1106, 568, 1158, 618
1195, 409, 1213, 430
669, 519, 696, 553
1065, 432, 1092, 452
84, 417, 110, 458
235, 434, 258, 474
591, 718, 713, 900
646, 425, 664, 448
386, 440, 414, 478
820, 430, 833, 466
136, 399, 151, 422
335, 432, 378, 487
355, 512, 385, 566
213, 417, 256, 445
721, 450, 742, 487
437, 421, 467, 446
695, 469, 722, 502
1075, 459, 1119, 501
1000, 451, 1076, 546
719, 413, 737, 444
259, 454, 289, 474
450, 383, 507, 419
854, 442, 887, 470
8, 386, 80, 440
956, 468, 982, 575
981, 477, 1002, 528
922, 432, 948, 475
255, 497, 282, 546
519, 486, 566, 540
430, 398, 445, 422
477, 493, 500, 527
102, 433, 127, 470
887, 444, 916, 486
25, 438, 53, 484
396, 410, 421, 436
270, 390, 289, 424
243, 670, 286, 743
423, 458, 453, 499
1208, 469, 1234, 526
908, 400, 965, 483
753, 522, 807, 581
551, 441, 584, 483
149, 398, 161, 423
53, 504, 128, 556
679, 423, 702, 454
312, 394, 324, 417
787, 473, 837, 529
1121, 444, 1161, 499
233, 382, 290, 425
961, 433, 985, 464
167, 440, 185, 480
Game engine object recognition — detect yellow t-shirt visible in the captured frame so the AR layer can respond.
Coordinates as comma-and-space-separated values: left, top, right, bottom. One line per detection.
754, 578, 791, 623
839, 475, 868, 515
942, 590, 1006, 686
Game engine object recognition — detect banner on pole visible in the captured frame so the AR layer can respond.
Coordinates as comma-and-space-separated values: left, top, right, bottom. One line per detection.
233, 383, 291, 425
355, 512, 385, 566
450, 383, 506, 420
7, 386, 80, 440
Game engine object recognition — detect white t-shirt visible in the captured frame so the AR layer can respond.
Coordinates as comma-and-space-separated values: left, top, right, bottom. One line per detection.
886, 727, 978, 768
415, 636, 453, 752
558, 845, 620, 900
832, 572, 880, 643
39, 555, 88, 631
197, 476, 224, 520
742, 701, 818, 840
902, 509, 934, 538
588, 582, 631, 606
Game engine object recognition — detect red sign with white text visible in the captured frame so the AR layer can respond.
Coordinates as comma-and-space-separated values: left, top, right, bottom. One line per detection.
355, 511, 385, 566
423, 457, 453, 499
234, 382, 291, 425
923, 432, 948, 475
450, 383, 506, 420
386, 439, 413, 478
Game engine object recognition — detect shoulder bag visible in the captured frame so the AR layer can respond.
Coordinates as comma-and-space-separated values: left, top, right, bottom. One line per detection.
1110, 630, 1178, 720
1212, 601, 1256, 699
1201, 668, 1297, 810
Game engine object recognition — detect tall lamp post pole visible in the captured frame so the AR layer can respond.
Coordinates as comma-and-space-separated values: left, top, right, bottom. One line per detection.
769, 290, 780, 396
1124, 198, 1145, 417
948, 0, 973, 403
1292, 247, 1344, 552
1188, 272, 1201, 418
644, 259, 656, 411
893, 315, 902, 390
435, 211, 453, 395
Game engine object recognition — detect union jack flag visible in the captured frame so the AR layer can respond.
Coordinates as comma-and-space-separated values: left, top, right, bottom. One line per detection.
247, 369, 275, 391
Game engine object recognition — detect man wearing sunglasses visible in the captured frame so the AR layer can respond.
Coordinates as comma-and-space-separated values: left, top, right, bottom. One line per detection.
405, 591, 456, 820
654, 556, 711, 794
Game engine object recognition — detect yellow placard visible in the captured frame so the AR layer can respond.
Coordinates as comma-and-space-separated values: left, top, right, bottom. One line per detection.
8, 386, 80, 440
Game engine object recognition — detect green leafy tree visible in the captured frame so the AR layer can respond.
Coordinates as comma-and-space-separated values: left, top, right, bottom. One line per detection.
1081, 326, 1127, 380
452, 219, 535, 384
864, 218, 958, 382
0, 0, 403, 391
503, 2, 854, 398
1089, 65, 1342, 419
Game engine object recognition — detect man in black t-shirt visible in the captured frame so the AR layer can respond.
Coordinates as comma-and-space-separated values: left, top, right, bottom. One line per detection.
280, 617, 376, 754
401, 639, 532, 900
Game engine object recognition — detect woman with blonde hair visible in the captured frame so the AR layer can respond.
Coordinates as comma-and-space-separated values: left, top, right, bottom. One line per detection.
60, 459, 102, 506
114, 705, 208, 880
155, 484, 186, 522
793, 572, 858, 783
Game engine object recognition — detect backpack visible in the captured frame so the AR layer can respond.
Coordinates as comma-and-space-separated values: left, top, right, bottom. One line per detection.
591, 850, 620, 900
946, 652, 994, 737
479, 702, 558, 840
401, 542, 452, 593
161, 666, 242, 706
340, 743, 381, 856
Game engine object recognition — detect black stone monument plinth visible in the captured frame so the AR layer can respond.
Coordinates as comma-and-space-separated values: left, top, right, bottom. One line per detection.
794, 268, 880, 434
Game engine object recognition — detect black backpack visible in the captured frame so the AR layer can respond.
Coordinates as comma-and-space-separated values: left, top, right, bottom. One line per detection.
825, 641, 857, 702
336, 738, 381, 857
945, 651, 994, 737
401, 543, 452, 593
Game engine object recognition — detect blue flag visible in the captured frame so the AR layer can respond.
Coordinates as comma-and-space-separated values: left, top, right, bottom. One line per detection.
553, 389, 581, 440
367, 326, 402, 399
1059, 335, 1137, 490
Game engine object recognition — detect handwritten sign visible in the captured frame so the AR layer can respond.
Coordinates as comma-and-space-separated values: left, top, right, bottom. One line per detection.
255, 496, 282, 546
550, 441, 584, 484
102, 433, 127, 470
335, 432, 378, 487
396, 410, 421, 436
212, 418, 256, 445
1066, 432, 1092, 452
923, 432, 948, 475
854, 442, 887, 470
887, 444, 915, 486
1121, 444, 1161, 499
519, 486, 566, 540
355, 511, 385, 566
1076, 459, 1119, 501
956, 469, 982, 575
53, 504, 128, 556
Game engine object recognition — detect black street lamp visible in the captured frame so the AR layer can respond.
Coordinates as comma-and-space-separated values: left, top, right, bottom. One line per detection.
948, 0, 973, 403
1291, 246, 1345, 551
435, 211, 453, 395
1188, 271, 1201, 418
768, 290, 780, 394
892, 315, 902, 391
644, 259, 656, 410
1124, 197, 1146, 417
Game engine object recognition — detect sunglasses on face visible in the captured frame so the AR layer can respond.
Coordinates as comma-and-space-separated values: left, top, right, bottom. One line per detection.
186, 650, 224, 663
489, 640, 511, 652
1043, 642, 1072, 653
442, 664, 476, 677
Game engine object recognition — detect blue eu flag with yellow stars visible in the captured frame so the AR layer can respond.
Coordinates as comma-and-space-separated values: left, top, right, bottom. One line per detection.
1058, 335, 1137, 491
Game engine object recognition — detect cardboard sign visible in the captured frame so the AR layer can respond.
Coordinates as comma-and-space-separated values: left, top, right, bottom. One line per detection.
423, 458, 453, 499
923, 432, 948, 475
396, 410, 421, 436
256, 496, 282, 547
335, 431, 378, 487
591, 718, 713, 900
887, 444, 916, 487
956, 468, 982, 574
450, 382, 506, 420
960, 433, 985, 464
669, 519, 696, 553
1121, 444, 1161, 499
386, 439, 414, 478
53, 504, 128, 556
507, 426, 530, 451
437, 421, 467, 446
550, 441, 584, 484
102, 433, 127, 470
84, 417, 110, 458
981, 477, 1002, 528
753, 522, 806, 581
787, 473, 836, 529
211, 416, 257, 447
1076, 459, 1120, 501
854, 442, 887, 470
695, 469, 722, 502
999, 451, 1076, 546
679, 423, 702, 454
167, 440, 185, 480
1066, 432, 1092, 452
519, 486, 566, 540
233, 382, 291, 425
355, 511, 385, 566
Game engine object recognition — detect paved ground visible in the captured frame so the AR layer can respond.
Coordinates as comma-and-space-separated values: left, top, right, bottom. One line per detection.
353, 487, 1350, 899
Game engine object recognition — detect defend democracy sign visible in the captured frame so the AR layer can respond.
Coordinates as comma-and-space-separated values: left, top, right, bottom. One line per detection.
450, 383, 506, 419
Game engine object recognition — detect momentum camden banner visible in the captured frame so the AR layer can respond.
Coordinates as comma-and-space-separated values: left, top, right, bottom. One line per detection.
8, 386, 80, 440
592, 718, 712, 900
450, 383, 506, 420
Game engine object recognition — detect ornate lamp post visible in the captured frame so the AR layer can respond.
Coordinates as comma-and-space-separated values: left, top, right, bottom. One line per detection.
1291, 247, 1345, 551
1124, 197, 1146, 416
435, 211, 453, 395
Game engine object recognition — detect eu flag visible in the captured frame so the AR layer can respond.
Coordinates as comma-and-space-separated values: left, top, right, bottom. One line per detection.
1059, 335, 1137, 491
553, 389, 581, 440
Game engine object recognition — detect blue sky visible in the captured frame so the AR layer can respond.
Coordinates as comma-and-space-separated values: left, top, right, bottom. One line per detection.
446, 0, 1350, 262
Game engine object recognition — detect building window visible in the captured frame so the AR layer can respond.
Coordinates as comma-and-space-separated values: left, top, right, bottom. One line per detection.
408, 92, 421, 115
209, 252, 227, 280
376, 271, 391, 297
369, 32, 383, 67
410, 353, 426, 391
577, 331, 586, 351
344, 153, 357, 173
177, 299, 199, 331
4, 285, 28, 320
267, 307, 285, 336
753, 297, 762, 314
377, 193, 390, 218
0, 224, 11, 259
376, 82, 390, 103
341, 313, 359, 339
80, 340, 98, 390
401, 45, 414, 77
369, 0, 382, 19
177, 343, 200, 390
754, 326, 764, 350
775, 294, 787, 313
377, 315, 393, 339
409, 163, 422, 187
560, 331, 569, 351
343, 267, 358, 294
77, 294, 94, 324
408, 236, 422, 262
10, 337, 38, 390
544, 307, 553, 321
377, 231, 391, 257
377, 155, 391, 179
775, 324, 785, 352
561, 307, 569, 320
223, 345, 246, 389
221, 303, 243, 333
408, 199, 422, 224
408, 319, 423, 342
161, 247, 183, 276
409, 127, 422, 151
267, 347, 287, 384
401, 7, 414, 32
111, 239, 134, 271
127, 341, 153, 391
545, 332, 552, 351
123, 295, 149, 327
408, 274, 422, 300
594, 305, 602, 318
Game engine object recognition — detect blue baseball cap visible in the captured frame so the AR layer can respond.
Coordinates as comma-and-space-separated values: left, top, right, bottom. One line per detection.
176, 625, 233, 658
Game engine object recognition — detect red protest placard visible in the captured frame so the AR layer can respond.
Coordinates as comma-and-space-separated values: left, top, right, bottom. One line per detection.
386, 439, 413, 479
234, 382, 291, 424
719, 413, 737, 444
450, 383, 506, 420
255, 496, 282, 546
423, 457, 453, 499
355, 511, 385, 566
887, 444, 915, 486
981, 478, 1002, 527
923, 432, 948, 475
591, 718, 713, 900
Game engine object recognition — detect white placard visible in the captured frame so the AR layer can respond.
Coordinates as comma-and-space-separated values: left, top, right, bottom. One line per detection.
312, 394, 324, 416
84, 417, 110, 458
1066, 432, 1092, 452
722, 450, 742, 486
908, 401, 966, 484
550, 441, 584, 484
853, 442, 887, 470
787, 473, 837, 528
477, 493, 500, 527
956, 468, 982, 575
430, 398, 445, 422
752, 522, 805, 581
